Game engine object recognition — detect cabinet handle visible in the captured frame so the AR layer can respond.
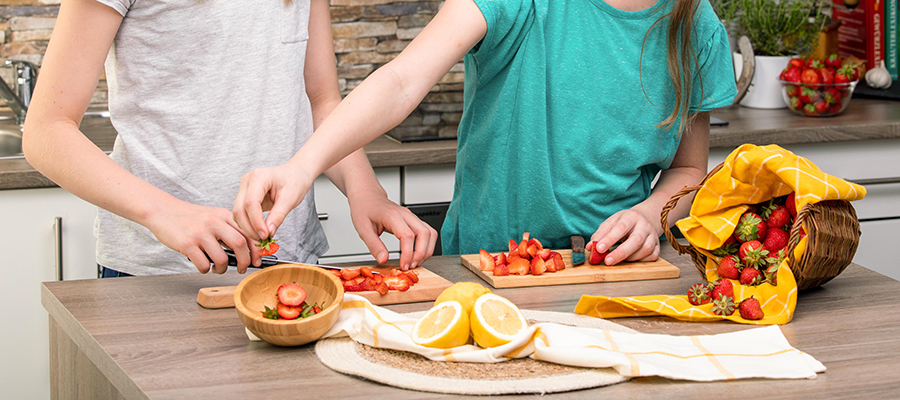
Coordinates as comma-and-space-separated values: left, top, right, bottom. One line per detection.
846, 177, 900, 186
317, 213, 329, 221
54, 217, 63, 281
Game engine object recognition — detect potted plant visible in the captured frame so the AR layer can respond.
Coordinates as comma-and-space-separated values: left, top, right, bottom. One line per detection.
712, 0, 831, 109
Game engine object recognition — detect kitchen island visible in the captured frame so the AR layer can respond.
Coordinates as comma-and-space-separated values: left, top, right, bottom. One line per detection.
42, 245, 900, 399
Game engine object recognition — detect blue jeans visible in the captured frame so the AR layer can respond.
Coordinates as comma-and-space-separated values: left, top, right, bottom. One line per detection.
98, 265, 132, 278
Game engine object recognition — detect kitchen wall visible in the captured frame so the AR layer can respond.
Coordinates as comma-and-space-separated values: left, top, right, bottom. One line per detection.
0, 0, 462, 139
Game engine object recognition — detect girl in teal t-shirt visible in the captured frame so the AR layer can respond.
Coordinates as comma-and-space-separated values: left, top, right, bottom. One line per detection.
234, 0, 737, 267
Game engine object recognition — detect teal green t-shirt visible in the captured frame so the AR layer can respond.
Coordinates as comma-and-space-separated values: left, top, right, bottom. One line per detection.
441, 0, 737, 255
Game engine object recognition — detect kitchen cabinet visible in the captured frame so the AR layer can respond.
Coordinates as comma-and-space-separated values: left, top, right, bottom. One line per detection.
709, 138, 900, 279
0, 187, 98, 400
314, 167, 402, 263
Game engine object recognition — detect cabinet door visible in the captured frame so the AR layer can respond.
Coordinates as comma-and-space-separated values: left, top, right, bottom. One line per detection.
314, 167, 401, 261
402, 163, 456, 205
855, 219, 900, 281
0, 187, 98, 400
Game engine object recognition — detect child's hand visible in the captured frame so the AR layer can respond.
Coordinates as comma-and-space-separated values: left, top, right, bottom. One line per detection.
589, 207, 663, 266
233, 163, 314, 243
348, 191, 437, 270
144, 201, 256, 274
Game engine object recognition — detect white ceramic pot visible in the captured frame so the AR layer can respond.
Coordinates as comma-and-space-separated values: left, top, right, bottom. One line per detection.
734, 54, 794, 109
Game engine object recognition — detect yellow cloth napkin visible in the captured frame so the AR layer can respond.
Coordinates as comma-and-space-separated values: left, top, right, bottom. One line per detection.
575, 144, 866, 324
249, 294, 825, 380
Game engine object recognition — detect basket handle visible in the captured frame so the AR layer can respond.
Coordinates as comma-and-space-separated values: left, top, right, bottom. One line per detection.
661, 162, 724, 257
786, 201, 811, 268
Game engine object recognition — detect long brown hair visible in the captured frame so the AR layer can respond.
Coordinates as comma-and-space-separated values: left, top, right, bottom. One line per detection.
641, 0, 703, 134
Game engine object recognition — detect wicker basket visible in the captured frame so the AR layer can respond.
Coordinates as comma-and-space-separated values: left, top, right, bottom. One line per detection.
660, 163, 862, 291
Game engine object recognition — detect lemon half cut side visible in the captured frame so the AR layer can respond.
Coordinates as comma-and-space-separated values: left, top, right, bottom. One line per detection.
410, 300, 470, 349
470, 293, 527, 349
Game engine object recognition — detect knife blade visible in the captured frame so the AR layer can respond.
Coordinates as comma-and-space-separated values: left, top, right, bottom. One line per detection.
222, 249, 376, 273
570, 235, 586, 266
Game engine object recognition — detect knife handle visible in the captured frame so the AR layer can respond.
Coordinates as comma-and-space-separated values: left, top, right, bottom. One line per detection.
223, 249, 278, 268
570, 235, 585, 251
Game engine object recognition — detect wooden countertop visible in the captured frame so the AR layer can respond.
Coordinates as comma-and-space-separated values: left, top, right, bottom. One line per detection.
5, 98, 900, 190
42, 245, 900, 399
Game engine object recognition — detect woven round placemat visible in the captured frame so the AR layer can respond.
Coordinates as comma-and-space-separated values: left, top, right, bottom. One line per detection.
315, 309, 635, 395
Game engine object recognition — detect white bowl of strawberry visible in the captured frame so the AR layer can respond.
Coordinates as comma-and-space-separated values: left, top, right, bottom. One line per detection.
779, 54, 861, 117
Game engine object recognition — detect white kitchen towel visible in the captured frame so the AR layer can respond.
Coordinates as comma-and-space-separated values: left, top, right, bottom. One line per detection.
247, 294, 825, 381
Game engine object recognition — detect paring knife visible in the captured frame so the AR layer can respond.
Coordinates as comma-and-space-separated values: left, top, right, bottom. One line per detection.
221, 249, 378, 273
570, 235, 586, 266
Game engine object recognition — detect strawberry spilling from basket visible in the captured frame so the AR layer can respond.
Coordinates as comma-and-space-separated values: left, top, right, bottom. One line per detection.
779, 54, 863, 117
684, 192, 806, 320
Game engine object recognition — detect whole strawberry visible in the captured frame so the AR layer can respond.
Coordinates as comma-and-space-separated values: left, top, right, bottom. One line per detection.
717, 254, 741, 280
763, 203, 792, 230
710, 278, 734, 302
762, 228, 789, 254
687, 283, 711, 306
785, 192, 797, 217
734, 212, 767, 243
739, 240, 769, 269
740, 266, 763, 286
712, 296, 736, 316
739, 297, 765, 320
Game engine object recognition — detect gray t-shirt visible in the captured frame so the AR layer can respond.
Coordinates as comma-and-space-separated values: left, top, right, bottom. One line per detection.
94, 0, 328, 274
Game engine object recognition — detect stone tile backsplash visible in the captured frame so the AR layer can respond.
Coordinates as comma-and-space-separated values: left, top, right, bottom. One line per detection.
1, 0, 460, 140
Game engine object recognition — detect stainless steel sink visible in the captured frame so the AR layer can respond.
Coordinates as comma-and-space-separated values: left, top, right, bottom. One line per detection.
0, 111, 114, 160
0, 123, 23, 159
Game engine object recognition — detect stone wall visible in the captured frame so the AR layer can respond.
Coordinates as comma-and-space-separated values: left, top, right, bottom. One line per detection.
0, 0, 461, 140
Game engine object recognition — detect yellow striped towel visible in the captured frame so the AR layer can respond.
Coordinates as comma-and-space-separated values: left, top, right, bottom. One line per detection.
575, 144, 866, 325
247, 294, 825, 380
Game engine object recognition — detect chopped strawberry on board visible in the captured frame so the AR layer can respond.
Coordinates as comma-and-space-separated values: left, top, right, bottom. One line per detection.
359, 266, 374, 278
496, 252, 508, 267
530, 257, 547, 276
493, 263, 510, 276
549, 251, 566, 271
507, 257, 530, 276
479, 249, 496, 272
341, 268, 361, 281
404, 270, 419, 283
384, 275, 411, 291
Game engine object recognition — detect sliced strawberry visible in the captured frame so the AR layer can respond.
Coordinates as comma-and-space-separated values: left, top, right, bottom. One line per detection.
277, 283, 307, 306
537, 247, 551, 260
359, 266, 374, 278
496, 252, 508, 267
361, 277, 378, 291
507, 257, 530, 276
479, 249, 496, 272
522, 232, 530, 242
530, 257, 547, 275
341, 268, 360, 281
526, 243, 538, 259
508, 239, 519, 253
588, 241, 608, 265
528, 238, 544, 252
518, 239, 529, 258
384, 275, 411, 291
312, 305, 322, 314
329, 269, 343, 279
375, 281, 389, 295
256, 236, 280, 256
404, 270, 419, 283
493, 263, 510, 276
549, 251, 566, 271
371, 274, 384, 285
277, 303, 301, 320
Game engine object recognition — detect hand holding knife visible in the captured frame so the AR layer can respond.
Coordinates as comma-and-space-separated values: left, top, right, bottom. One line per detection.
219, 249, 377, 274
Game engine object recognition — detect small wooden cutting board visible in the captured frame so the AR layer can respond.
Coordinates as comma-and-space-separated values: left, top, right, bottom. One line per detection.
197, 266, 452, 309
460, 249, 679, 288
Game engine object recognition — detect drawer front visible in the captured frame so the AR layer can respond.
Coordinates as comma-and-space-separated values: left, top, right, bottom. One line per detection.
314, 167, 401, 258
855, 218, 900, 281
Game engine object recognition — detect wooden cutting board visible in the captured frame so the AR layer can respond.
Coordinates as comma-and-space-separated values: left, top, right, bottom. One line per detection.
196, 266, 452, 309
460, 249, 679, 288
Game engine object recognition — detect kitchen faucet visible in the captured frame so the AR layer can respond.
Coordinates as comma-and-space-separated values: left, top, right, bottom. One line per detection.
0, 59, 38, 125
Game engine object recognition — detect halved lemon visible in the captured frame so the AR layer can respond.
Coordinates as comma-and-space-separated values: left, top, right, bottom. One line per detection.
470, 293, 527, 348
410, 300, 470, 349
434, 282, 491, 314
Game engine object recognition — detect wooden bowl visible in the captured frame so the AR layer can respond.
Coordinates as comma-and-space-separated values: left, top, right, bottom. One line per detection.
234, 264, 344, 347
